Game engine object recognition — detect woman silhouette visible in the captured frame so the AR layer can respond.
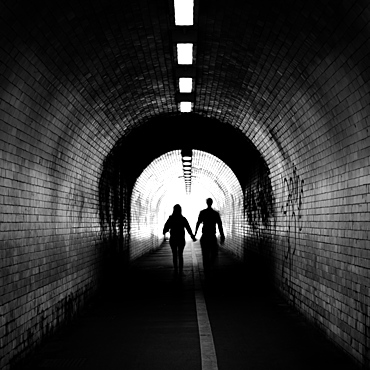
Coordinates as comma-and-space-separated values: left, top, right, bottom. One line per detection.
163, 204, 196, 275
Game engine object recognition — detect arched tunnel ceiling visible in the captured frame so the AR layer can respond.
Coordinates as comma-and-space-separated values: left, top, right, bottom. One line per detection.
113, 114, 263, 188
2, 0, 369, 178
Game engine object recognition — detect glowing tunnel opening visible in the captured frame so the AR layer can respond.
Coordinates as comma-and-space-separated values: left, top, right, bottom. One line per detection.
130, 149, 244, 260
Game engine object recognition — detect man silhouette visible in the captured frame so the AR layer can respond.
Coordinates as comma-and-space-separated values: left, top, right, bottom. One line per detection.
194, 198, 225, 270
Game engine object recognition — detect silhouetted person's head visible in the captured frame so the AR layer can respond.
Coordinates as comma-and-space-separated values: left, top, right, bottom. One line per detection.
206, 198, 213, 207
173, 204, 182, 215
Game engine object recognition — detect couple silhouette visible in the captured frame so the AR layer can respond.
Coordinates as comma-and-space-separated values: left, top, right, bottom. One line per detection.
163, 198, 225, 275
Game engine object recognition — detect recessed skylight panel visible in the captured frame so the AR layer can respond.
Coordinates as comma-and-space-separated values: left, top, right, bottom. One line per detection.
179, 77, 192, 93
177, 43, 193, 65
180, 102, 192, 112
174, 0, 194, 25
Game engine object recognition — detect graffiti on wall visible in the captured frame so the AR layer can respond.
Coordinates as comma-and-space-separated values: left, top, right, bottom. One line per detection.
7, 283, 93, 368
243, 165, 276, 286
245, 169, 275, 235
99, 169, 118, 239
132, 193, 148, 232
98, 161, 130, 254
280, 164, 304, 304
67, 182, 85, 232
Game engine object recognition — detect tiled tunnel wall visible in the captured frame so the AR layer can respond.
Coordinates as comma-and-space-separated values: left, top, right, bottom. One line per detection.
243, 160, 276, 278
129, 154, 165, 261
243, 110, 369, 366
0, 52, 107, 367
1, 0, 370, 368
98, 153, 130, 262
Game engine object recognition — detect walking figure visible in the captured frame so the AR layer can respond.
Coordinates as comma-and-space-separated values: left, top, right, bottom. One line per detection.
194, 198, 225, 271
163, 204, 196, 275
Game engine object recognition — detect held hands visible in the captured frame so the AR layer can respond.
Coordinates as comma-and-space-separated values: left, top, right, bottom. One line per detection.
192, 234, 197, 242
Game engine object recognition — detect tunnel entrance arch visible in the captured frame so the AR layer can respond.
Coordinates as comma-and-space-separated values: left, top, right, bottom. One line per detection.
130, 149, 244, 261
98, 113, 275, 267
111, 113, 265, 189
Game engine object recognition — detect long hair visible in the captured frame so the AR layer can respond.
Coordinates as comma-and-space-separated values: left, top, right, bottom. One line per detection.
172, 204, 182, 216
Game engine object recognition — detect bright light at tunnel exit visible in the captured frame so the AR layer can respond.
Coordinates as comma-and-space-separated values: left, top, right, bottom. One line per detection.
130, 149, 244, 249
161, 191, 212, 237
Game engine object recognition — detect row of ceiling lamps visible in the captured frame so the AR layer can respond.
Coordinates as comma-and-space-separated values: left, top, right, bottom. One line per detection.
181, 149, 193, 194
174, 1, 195, 193
174, 0, 195, 113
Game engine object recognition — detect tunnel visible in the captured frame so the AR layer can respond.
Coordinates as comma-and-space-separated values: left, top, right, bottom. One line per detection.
0, 0, 369, 368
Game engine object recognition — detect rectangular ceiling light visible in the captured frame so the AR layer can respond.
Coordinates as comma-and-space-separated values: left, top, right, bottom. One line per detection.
174, 0, 194, 26
180, 102, 192, 113
177, 43, 193, 65
179, 77, 192, 93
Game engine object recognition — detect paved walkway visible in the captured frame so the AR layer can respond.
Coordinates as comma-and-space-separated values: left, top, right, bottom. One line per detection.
17, 240, 359, 370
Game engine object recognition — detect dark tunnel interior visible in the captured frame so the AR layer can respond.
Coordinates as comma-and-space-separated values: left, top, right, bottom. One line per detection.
98, 113, 273, 270
111, 114, 263, 188
1, 0, 369, 368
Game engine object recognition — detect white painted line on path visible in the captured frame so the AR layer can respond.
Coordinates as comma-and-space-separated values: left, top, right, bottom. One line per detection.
191, 242, 219, 370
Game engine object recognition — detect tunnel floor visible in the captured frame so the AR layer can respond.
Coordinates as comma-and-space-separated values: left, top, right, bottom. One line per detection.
17, 241, 358, 370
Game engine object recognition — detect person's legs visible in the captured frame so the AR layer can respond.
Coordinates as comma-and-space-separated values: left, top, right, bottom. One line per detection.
201, 234, 217, 271
210, 236, 219, 265
169, 239, 178, 273
178, 243, 185, 273
200, 235, 211, 270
